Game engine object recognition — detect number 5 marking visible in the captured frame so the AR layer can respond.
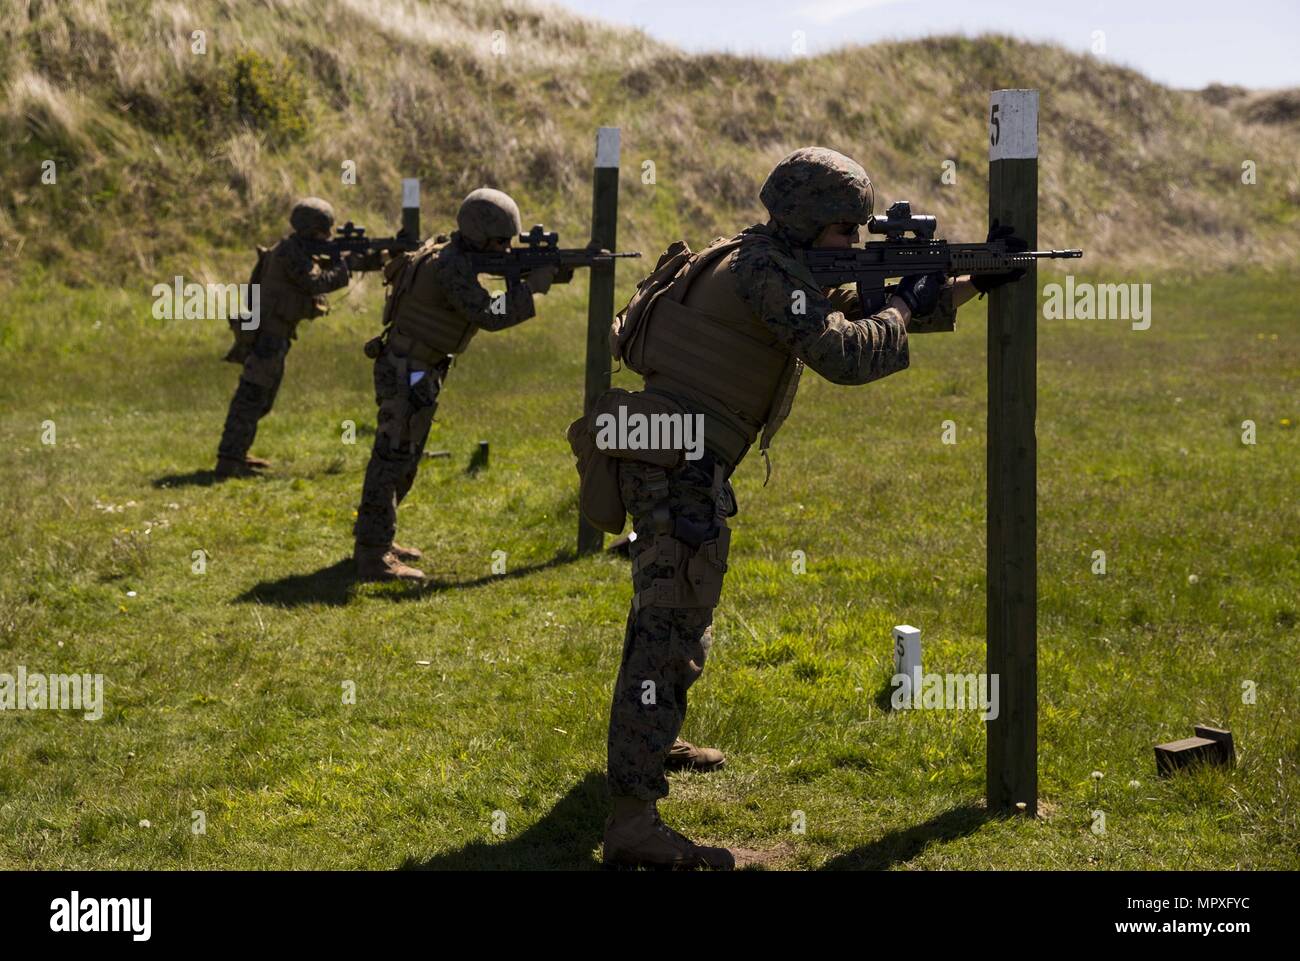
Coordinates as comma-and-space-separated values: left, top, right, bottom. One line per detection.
990, 104, 1001, 146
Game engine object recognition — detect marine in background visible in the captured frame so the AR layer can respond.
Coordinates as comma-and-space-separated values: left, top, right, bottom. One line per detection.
352, 188, 568, 582
215, 197, 377, 480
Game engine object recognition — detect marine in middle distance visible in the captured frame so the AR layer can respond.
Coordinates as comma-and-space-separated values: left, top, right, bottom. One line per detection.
351, 188, 569, 583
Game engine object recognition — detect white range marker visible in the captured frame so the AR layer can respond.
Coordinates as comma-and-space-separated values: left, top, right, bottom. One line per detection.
595, 126, 621, 169
401, 178, 420, 209
989, 89, 1039, 161
893, 624, 922, 699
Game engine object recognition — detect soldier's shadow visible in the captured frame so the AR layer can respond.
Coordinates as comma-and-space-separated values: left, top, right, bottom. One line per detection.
152, 470, 219, 489
388, 549, 581, 602
233, 550, 580, 608
401, 771, 607, 870
235, 558, 355, 607
818, 802, 992, 870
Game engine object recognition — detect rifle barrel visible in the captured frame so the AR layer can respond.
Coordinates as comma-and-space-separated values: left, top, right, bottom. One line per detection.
1022, 249, 1083, 258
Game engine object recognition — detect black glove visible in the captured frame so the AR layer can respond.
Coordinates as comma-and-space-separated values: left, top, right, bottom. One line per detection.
972, 221, 1028, 294
554, 264, 576, 285
348, 249, 386, 272
896, 272, 945, 316
526, 264, 557, 294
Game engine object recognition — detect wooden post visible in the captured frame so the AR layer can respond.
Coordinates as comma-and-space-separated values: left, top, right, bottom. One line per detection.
578, 127, 621, 555
986, 89, 1039, 814
401, 178, 420, 239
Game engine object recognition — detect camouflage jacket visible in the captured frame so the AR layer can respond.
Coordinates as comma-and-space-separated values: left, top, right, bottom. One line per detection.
729, 221, 957, 385
260, 233, 351, 331
428, 232, 535, 333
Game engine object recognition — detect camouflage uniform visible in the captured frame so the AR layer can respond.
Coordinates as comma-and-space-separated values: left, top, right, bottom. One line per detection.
604, 148, 958, 850
217, 199, 349, 471
608, 457, 732, 799
352, 231, 537, 562
607, 233, 956, 803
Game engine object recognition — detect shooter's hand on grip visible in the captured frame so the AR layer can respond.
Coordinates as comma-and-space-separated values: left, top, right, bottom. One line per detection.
972, 220, 1028, 294
895, 272, 945, 317
526, 264, 558, 294
351, 249, 388, 272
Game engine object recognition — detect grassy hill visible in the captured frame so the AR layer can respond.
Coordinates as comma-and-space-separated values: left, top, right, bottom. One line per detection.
2, 0, 1299, 287
0, 1, 1296, 870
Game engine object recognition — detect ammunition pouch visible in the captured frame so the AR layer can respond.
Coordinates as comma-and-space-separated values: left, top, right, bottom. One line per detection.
567, 416, 626, 534
566, 388, 692, 535
387, 330, 454, 367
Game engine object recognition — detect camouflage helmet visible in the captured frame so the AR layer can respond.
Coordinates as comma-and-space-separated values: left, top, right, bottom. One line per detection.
457, 188, 522, 247
289, 197, 335, 235
759, 147, 875, 245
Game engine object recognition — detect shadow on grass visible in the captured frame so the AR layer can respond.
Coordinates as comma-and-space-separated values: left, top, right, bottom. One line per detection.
233, 549, 581, 608
152, 470, 219, 489
235, 558, 356, 607
401, 771, 606, 870
819, 802, 992, 870
873, 673, 901, 713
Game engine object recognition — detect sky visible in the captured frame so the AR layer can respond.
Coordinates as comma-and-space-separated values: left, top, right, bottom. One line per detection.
549, 0, 1296, 90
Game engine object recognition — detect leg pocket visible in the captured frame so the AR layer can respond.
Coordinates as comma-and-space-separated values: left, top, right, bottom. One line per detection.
632, 524, 730, 611
243, 335, 287, 390
683, 523, 730, 608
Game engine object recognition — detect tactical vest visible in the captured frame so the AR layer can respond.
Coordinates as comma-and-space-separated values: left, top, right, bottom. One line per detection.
633, 236, 803, 472
386, 239, 479, 363
258, 236, 329, 335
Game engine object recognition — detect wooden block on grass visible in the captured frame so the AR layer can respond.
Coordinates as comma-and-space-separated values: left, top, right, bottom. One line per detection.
1155, 736, 1226, 776
1193, 725, 1236, 765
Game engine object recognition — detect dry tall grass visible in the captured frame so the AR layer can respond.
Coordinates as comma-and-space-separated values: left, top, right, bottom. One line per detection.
1, 0, 1296, 284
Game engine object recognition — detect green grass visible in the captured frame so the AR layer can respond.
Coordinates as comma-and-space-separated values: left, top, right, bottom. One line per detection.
0, 266, 1296, 869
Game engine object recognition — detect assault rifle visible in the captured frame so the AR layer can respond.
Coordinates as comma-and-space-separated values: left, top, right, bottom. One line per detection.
301, 222, 422, 270
797, 201, 1082, 316
469, 224, 641, 285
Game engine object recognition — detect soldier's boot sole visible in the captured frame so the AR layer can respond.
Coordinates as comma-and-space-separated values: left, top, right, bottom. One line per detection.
665, 739, 726, 773
390, 542, 423, 562
602, 845, 736, 871
215, 457, 258, 479
355, 551, 426, 583
601, 811, 736, 871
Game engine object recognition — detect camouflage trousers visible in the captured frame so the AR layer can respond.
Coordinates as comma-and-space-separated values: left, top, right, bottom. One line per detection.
216, 327, 293, 461
353, 349, 451, 551
607, 455, 735, 801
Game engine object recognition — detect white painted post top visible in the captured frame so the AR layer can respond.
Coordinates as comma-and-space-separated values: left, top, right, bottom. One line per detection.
989, 89, 1039, 161
401, 178, 420, 208
893, 625, 921, 640
595, 126, 621, 168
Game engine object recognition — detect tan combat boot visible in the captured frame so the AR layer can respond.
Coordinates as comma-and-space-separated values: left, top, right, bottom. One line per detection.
665, 738, 726, 772
215, 456, 258, 479
355, 547, 425, 583
390, 542, 423, 562
602, 798, 736, 870
243, 455, 272, 470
